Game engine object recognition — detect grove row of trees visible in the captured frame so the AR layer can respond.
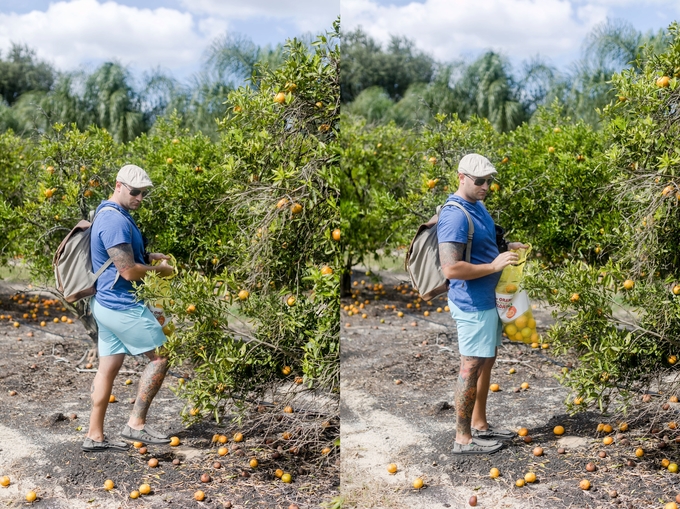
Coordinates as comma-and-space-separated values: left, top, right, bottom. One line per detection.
341, 19, 670, 131
0, 33, 303, 142
340, 21, 680, 413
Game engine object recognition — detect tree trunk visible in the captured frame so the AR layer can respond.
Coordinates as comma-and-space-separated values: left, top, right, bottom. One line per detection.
341, 256, 353, 297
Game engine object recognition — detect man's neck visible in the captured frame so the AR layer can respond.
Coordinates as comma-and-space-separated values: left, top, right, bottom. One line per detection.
107, 195, 130, 211
454, 190, 477, 204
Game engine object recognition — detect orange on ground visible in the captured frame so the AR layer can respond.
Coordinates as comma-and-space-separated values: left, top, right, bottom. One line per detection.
0, 476, 9, 487
603, 436, 613, 445
518, 427, 528, 437
489, 467, 500, 478
515, 479, 525, 487
218, 447, 228, 456
524, 472, 537, 483
387, 464, 397, 474
250, 458, 258, 468
170, 436, 180, 446
109, 395, 116, 403
148, 458, 159, 468
25, 491, 37, 502
194, 490, 205, 501
580, 479, 591, 490
233, 432, 243, 442
489, 383, 500, 392
413, 478, 424, 489
139, 484, 151, 495
129, 490, 140, 499
521, 382, 529, 390
104, 479, 114, 490
553, 425, 565, 435
275, 469, 284, 478
281, 473, 292, 483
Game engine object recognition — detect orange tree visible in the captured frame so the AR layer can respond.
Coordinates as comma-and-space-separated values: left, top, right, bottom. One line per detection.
0, 130, 33, 265
524, 23, 680, 413
491, 103, 619, 265
135, 23, 341, 429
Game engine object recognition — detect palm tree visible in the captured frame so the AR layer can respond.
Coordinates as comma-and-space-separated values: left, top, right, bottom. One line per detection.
83, 62, 146, 143
455, 51, 527, 132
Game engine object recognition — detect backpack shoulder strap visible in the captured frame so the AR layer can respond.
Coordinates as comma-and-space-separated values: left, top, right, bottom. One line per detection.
439, 201, 474, 263
90, 206, 130, 287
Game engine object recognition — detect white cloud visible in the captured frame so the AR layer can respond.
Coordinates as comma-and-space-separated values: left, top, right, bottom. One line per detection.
183, 0, 338, 21
341, 0, 680, 70
181, 0, 339, 33
0, 0, 205, 71
342, 0, 608, 64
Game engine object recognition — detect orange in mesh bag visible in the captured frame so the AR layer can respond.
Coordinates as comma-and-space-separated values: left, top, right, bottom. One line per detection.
495, 246, 540, 344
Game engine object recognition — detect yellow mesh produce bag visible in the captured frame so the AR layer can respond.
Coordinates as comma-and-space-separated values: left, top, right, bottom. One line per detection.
495, 246, 541, 344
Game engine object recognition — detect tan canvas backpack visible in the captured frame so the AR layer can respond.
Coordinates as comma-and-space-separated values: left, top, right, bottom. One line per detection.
53, 206, 120, 303
405, 201, 474, 301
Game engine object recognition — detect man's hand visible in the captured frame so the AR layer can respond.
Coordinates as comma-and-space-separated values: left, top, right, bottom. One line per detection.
154, 259, 174, 278
507, 242, 530, 251
148, 253, 170, 262
491, 251, 519, 273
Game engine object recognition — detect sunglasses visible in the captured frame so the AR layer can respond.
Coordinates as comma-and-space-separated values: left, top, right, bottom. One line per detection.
121, 182, 150, 197
464, 174, 495, 186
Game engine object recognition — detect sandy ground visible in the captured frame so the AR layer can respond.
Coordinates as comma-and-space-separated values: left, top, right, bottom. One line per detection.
340, 269, 680, 509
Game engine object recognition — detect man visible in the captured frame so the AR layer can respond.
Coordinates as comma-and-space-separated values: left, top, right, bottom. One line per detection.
437, 153, 528, 455
82, 164, 174, 452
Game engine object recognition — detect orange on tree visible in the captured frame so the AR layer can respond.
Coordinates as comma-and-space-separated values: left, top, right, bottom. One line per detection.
657, 76, 671, 87
238, 290, 249, 300
332, 228, 341, 241
623, 279, 635, 290
274, 92, 286, 103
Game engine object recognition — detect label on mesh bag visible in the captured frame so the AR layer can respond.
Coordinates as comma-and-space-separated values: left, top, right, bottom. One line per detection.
496, 290, 530, 324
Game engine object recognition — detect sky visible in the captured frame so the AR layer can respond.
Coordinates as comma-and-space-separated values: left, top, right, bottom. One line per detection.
0, 0, 340, 82
342, 0, 680, 71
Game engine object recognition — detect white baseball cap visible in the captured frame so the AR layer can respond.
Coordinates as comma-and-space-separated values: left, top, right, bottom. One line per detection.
458, 154, 497, 177
116, 164, 153, 188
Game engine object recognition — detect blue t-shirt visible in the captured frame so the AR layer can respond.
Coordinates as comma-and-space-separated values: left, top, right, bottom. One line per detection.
437, 194, 500, 312
90, 201, 146, 310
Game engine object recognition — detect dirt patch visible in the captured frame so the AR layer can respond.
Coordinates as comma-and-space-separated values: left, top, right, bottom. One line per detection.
341, 269, 680, 508
0, 282, 338, 508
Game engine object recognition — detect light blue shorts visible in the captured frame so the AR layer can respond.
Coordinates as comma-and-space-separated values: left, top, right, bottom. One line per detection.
448, 299, 502, 358
91, 297, 167, 357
